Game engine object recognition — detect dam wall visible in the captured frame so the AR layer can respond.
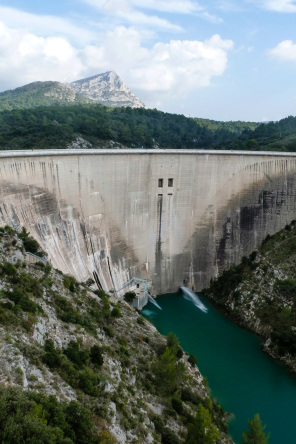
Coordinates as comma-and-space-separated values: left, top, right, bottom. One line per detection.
0, 149, 296, 294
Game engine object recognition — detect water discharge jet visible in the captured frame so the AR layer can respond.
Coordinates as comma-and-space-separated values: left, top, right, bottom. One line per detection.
180, 287, 208, 313
148, 293, 162, 310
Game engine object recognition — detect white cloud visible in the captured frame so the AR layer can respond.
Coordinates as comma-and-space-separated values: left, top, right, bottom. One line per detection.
0, 21, 84, 90
112, 8, 182, 31
129, 0, 203, 14
248, 0, 296, 12
129, 34, 233, 93
85, 0, 201, 13
0, 6, 93, 44
267, 40, 296, 60
82, 0, 222, 26
0, 20, 233, 103
82, 0, 182, 30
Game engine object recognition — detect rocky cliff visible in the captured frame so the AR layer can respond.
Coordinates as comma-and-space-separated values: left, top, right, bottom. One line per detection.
203, 220, 296, 374
70, 71, 145, 108
0, 226, 231, 443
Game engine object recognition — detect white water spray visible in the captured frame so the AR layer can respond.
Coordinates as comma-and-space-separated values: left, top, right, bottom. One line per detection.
180, 287, 208, 313
148, 293, 162, 310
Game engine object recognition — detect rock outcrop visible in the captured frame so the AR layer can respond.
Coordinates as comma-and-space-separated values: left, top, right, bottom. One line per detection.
0, 226, 231, 443
203, 220, 296, 374
70, 71, 145, 108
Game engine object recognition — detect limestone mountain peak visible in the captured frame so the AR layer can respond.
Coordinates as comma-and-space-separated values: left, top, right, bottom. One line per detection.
70, 70, 145, 108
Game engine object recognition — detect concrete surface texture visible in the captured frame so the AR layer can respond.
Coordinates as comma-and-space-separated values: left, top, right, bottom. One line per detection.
0, 149, 296, 295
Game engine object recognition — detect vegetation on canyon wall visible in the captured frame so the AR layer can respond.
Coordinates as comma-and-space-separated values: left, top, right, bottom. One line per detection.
0, 226, 231, 443
203, 220, 296, 373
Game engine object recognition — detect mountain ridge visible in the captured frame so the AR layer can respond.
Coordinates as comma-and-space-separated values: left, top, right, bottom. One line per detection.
70, 71, 145, 108
0, 71, 145, 111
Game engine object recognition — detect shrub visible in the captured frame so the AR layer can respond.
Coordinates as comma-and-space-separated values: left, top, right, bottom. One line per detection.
0, 387, 63, 443
124, 291, 135, 303
161, 428, 180, 444
176, 346, 183, 359
188, 354, 197, 366
153, 347, 185, 395
78, 368, 99, 396
65, 400, 100, 442
4, 225, 15, 235
104, 326, 115, 337
187, 404, 219, 444
167, 332, 179, 349
0, 305, 20, 327
274, 278, 296, 295
172, 397, 183, 415
1, 262, 17, 277
7, 289, 43, 314
18, 227, 45, 257
137, 316, 145, 325
63, 275, 79, 292
94, 289, 107, 298
90, 345, 104, 367
111, 307, 121, 318
181, 387, 202, 406
151, 414, 165, 434
64, 340, 89, 367
43, 339, 62, 369
249, 251, 257, 262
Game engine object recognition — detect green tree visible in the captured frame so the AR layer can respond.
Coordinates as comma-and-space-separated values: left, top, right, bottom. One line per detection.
167, 332, 179, 349
43, 339, 62, 368
187, 404, 219, 444
241, 413, 269, 444
188, 354, 197, 366
124, 291, 135, 303
64, 340, 89, 366
153, 347, 185, 395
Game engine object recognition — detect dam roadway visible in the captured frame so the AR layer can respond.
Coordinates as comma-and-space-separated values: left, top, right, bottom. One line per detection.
0, 148, 296, 295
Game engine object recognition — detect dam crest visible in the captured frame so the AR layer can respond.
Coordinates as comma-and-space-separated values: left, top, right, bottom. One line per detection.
1, 149, 296, 295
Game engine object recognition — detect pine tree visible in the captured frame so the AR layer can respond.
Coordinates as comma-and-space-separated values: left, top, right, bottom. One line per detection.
187, 404, 219, 444
241, 413, 269, 444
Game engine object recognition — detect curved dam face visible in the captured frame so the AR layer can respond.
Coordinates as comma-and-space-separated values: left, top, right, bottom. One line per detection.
0, 149, 296, 294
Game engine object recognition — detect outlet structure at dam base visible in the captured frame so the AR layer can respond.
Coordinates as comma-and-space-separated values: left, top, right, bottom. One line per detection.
1, 149, 296, 296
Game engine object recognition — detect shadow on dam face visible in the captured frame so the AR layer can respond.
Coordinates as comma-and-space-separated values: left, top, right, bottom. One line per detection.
0, 149, 296, 295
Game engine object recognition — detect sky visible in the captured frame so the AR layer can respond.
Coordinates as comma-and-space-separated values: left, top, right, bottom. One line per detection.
0, 1, 296, 122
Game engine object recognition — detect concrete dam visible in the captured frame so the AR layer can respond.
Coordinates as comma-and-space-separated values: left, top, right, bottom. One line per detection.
0, 149, 296, 295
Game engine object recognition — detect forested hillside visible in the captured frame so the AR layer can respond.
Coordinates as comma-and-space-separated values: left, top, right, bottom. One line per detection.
0, 104, 257, 150
0, 82, 90, 111
1, 101, 296, 151
228, 115, 296, 152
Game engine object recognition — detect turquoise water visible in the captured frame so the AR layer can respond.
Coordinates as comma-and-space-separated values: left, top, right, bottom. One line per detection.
142, 292, 296, 443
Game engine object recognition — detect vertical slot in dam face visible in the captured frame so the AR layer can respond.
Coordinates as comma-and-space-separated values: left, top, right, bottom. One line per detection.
157, 194, 163, 252
155, 193, 163, 286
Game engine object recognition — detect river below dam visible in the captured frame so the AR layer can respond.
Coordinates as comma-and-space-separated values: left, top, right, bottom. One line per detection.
142, 291, 296, 443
